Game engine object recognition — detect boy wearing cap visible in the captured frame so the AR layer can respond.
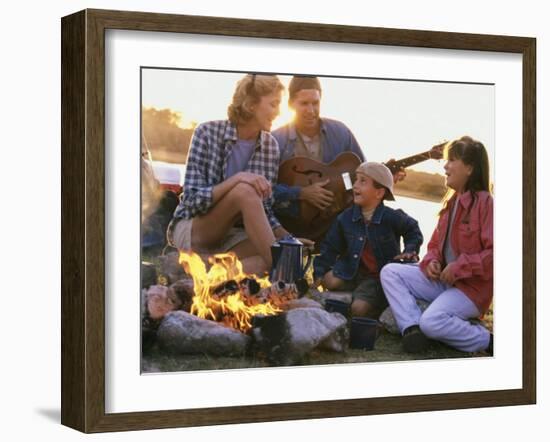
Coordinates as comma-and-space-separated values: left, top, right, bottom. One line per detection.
313, 162, 423, 319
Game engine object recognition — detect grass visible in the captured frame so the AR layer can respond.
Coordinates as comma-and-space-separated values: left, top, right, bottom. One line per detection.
141, 330, 485, 374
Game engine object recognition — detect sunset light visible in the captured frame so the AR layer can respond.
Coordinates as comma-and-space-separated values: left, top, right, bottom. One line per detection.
141, 69, 495, 257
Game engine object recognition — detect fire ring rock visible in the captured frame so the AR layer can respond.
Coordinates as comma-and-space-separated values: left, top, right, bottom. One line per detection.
157, 311, 250, 357
252, 307, 348, 365
286, 308, 347, 354
285, 297, 323, 310
158, 252, 187, 284
141, 261, 158, 289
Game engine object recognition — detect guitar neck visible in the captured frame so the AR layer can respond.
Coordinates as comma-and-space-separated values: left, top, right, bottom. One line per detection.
384, 150, 439, 173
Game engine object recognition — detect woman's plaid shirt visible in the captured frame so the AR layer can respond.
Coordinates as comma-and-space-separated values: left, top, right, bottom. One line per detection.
172, 120, 281, 229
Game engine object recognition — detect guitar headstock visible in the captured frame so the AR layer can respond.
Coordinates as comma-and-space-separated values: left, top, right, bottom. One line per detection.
383, 141, 448, 173
429, 141, 447, 160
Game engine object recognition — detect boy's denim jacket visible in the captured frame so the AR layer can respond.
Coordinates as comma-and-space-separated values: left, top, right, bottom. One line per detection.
313, 203, 423, 281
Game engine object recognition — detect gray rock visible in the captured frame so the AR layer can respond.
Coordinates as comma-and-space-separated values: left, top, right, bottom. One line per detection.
142, 288, 160, 352
146, 285, 181, 320
157, 311, 250, 356
285, 308, 348, 356
158, 252, 187, 284
318, 327, 349, 353
252, 307, 348, 365
285, 297, 323, 310
141, 261, 158, 289
141, 288, 149, 321
379, 300, 430, 334
169, 278, 194, 312
310, 290, 353, 306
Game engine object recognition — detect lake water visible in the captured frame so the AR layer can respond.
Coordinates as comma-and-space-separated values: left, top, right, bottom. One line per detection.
385, 196, 440, 257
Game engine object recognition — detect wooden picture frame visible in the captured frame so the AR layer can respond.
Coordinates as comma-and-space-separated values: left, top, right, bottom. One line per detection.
61, 8, 536, 433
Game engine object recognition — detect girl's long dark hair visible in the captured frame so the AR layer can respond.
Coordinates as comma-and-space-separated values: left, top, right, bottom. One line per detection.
439, 136, 491, 217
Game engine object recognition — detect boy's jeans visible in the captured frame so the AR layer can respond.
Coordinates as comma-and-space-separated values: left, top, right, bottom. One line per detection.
380, 263, 491, 353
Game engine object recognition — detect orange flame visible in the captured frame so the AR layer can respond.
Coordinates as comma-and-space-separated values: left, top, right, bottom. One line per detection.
178, 251, 283, 332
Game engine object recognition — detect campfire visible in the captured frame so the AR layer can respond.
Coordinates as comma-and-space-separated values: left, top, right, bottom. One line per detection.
143, 251, 349, 365
178, 251, 298, 332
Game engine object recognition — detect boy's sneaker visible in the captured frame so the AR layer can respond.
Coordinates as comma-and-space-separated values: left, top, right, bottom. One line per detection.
402, 325, 429, 353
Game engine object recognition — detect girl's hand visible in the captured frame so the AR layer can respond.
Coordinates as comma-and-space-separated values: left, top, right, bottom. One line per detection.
426, 260, 441, 280
393, 252, 418, 262
439, 264, 457, 285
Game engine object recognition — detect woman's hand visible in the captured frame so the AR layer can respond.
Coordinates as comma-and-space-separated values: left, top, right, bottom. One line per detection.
237, 172, 272, 199
439, 264, 457, 285
425, 259, 441, 280
273, 226, 289, 240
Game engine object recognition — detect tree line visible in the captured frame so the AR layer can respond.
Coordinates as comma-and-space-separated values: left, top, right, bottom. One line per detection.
142, 107, 195, 164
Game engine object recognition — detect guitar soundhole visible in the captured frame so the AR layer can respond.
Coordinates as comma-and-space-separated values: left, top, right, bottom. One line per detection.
291, 166, 323, 179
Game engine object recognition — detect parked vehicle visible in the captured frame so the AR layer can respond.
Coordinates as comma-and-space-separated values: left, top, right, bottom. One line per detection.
150, 160, 185, 195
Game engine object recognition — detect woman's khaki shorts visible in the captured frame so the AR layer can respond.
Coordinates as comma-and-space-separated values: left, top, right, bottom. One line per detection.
170, 218, 248, 254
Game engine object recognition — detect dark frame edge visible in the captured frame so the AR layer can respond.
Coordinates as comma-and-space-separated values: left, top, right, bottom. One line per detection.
522, 37, 536, 404
82, 388, 532, 433
61, 9, 87, 432
88, 8, 532, 52
61, 8, 108, 433
84, 8, 108, 433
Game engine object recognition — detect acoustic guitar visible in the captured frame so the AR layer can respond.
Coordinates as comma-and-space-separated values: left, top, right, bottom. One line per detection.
277, 142, 445, 243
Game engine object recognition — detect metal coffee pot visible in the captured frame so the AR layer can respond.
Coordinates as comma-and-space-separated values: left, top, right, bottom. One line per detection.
270, 235, 313, 284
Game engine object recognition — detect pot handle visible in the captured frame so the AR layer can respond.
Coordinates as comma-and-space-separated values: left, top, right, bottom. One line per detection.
301, 248, 313, 278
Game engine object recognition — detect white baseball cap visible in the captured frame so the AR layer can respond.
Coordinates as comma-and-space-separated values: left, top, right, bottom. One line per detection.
356, 161, 395, 201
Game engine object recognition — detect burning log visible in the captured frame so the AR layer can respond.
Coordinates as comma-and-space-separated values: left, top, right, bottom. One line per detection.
257, 282, 300, 310
239, 277, 261, 296
169, 278, 194, 312
177, 251, 297, 332
144, 252, 350, 361
213, 279, 239, 295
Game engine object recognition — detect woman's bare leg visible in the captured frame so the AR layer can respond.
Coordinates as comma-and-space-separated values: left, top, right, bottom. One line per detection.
229, 238, 257, 258
240, 256, 269, 276
191, 183, 275, 266
231, 239, 270, 276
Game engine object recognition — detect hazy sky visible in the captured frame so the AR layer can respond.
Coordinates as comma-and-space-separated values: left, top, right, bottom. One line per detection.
142, 68, 495, 176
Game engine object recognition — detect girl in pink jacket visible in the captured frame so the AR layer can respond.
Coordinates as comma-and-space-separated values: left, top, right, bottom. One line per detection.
380, 136, 493, 354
